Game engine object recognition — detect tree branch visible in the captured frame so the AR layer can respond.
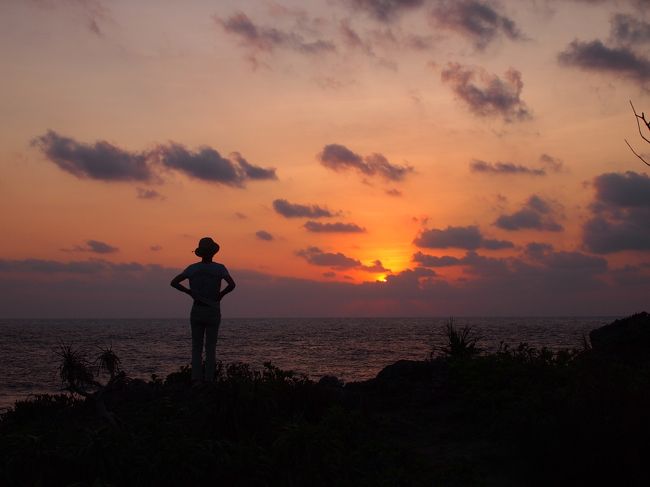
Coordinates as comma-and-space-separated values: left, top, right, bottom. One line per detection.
630, 100, 650, 145
625, 139, 650, 167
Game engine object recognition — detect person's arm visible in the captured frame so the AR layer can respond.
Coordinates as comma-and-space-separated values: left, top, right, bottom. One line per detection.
170, 272, 192, 296
219, 274, 236, 300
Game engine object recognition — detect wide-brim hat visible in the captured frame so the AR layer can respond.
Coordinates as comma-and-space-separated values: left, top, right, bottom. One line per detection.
195, 237, 220, 257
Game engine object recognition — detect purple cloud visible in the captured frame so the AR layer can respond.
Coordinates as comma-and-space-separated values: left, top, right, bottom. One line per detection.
414, 225, 513, 250
32, 130, 151, 182
441, 63, 532, 122
470, 159, 545, 176
273, 199, 337, 219
583, 171, 650, 253
430, 0, 525, 50
494, 195, 564, 232
319, 144, 413, 181
304, 221, 366, 233
256, 230, 274, 241
558, 39, 650, 88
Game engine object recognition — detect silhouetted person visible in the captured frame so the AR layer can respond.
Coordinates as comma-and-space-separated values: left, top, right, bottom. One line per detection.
170, 237, 236, 383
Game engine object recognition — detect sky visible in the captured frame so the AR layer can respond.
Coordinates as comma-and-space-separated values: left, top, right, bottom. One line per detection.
1, 0, 649, 318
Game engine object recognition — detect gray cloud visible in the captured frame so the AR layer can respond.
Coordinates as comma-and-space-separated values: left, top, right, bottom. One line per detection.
0, 257, 147, 274
30, 0, 112, 37
318, 144, 414, 181
231, 152, 278, 181
495, 195, 563, 232
430, 0, 525, 50
346, 0, 425, 22
470, 159, 545, 176
216, 12, 335, 57
154, 143, 276, 187
85, 240, 119, 254
558, 39, 650, 87
32, 130, 152, 182
539, 153, 563, 172
296, 247, 388, 272
414, 224, 514, 250
412, 252, 462, 267
63, 239, 119, 254
273, 199, 337, 218
33, 131, 277, 188
523, 242, 554, 259
255, 230, 274, 241
362, 259, 390, 272
304, 221, 366, 233
583, 171, 650, 253
440, 63, 532, 122
296, 246, 362, 269
136, 187, 164, 200
610, 14, 650, 46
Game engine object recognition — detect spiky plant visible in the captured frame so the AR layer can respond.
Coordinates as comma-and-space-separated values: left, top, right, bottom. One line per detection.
442, 318, 481, 359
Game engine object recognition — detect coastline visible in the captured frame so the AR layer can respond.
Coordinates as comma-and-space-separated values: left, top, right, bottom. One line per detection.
2, 313, 648, 486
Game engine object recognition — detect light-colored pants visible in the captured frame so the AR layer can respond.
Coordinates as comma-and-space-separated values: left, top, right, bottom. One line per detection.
190, 305, 221, 382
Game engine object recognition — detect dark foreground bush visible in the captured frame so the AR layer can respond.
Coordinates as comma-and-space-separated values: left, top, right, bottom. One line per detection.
2, 314, 649, 486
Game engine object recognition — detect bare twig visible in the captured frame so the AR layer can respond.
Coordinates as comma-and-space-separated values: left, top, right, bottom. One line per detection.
630, 101, 650, 144
625, 139, 650, 167
626, 100, 650, 166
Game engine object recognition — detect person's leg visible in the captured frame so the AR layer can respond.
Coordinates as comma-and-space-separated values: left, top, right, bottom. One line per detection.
204, 314, 221, 382
190, 316, 205, 382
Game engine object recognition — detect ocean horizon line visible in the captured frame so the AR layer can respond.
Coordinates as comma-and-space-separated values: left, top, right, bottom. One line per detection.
1, 314, 623, 321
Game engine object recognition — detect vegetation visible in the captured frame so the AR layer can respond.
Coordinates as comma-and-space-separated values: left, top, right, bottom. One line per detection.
2, 313, 649, 486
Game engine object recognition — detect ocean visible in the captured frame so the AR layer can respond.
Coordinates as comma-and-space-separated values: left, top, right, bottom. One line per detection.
0, 316, 615, 411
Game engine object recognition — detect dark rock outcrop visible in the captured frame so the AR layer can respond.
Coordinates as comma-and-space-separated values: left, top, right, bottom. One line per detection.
589, 312, 650, 361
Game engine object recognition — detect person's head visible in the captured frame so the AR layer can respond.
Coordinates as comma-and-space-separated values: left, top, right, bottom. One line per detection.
194, 237, 220, 259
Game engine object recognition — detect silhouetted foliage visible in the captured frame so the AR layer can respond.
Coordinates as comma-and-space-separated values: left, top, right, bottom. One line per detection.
2, 313, 650, 486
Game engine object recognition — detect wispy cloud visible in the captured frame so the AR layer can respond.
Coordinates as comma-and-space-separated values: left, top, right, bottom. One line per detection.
318, 143, 413, 181
296, 246, 389, 272
136, 187, 164, 200
215, 11, 335, 67
609, 14, 650, 46
304, 221, 366, 233
470, 159, 545, 176
440, 63, 532, 122
558, 39, 650, 88
255, 230, 274, 241
345, 0, 425, 22
430, 0, 525, 50
273, 199, 338, 218
62, 239, 119, 254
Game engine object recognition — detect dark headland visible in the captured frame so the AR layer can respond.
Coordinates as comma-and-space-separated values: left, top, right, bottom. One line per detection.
2, 313, 649, 486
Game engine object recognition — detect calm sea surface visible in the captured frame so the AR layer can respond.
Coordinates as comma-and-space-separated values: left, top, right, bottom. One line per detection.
0, 317, 615, 410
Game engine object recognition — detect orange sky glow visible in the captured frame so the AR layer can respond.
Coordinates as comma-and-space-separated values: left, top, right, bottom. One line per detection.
1, 0, 649, 317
